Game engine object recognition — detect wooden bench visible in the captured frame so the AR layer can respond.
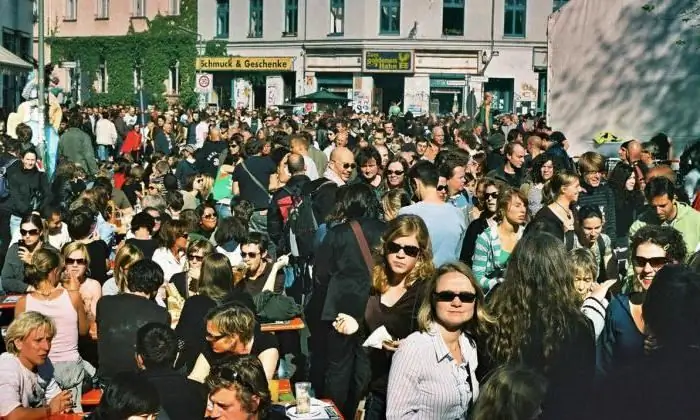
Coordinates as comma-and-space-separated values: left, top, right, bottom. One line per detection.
260, 317, 305, 333
81, 388, 102, 407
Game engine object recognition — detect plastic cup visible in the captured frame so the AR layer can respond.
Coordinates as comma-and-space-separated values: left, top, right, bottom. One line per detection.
294, 382, 311, 414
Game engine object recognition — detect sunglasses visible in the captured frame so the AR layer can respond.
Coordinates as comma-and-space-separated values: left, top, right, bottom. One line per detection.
386, 241, 421, 258
205, 332, 227, 342
633, 256, 670, 269
433, 291, 477, 303
188, 254, 204, 262
203, 213, 217, 219
20, 229, 40, 236
242, 252, 259, 259
212, 366, 257, 396
437, 185, 448, 192
66, 257, 87, 266
386, 170, 405, 176
337, 162, 356, 170
484, 192, 499, 200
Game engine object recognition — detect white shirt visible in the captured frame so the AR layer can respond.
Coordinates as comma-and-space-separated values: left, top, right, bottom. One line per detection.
195, 121, 209, 149
95, 118, 118, 146
0, 353, 61, 416
152, 247, 186, 283
303, 155, 319, 180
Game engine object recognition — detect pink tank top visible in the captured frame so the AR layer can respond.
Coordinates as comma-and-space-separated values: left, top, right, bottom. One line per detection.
26, 288, 79, 362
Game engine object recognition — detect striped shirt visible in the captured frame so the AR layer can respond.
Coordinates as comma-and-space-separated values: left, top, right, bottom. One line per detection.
387, 323, 479, 419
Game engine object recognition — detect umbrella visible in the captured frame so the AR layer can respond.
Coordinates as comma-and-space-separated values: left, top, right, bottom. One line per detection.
293, 90, 352, 104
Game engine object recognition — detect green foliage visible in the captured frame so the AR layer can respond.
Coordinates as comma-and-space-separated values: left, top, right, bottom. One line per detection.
48, 0, 199, 109
204, 40, 228, 56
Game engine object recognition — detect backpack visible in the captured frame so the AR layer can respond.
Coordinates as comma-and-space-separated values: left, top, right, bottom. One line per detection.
283, 180, 333, 259
0, 158, 18, 199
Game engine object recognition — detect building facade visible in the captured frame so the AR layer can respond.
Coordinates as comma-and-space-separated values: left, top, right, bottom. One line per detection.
1, 0, 34, 113
198, 0, 567, 114
34, 0, 183, 105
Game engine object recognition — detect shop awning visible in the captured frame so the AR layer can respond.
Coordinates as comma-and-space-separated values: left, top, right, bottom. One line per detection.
0, 46, 32, 74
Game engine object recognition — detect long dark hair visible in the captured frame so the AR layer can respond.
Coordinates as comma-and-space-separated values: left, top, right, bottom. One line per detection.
88, 371, 160, 420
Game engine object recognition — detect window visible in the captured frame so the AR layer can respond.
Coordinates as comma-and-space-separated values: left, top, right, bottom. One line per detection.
18, 35, 31, 60
330, 0, 344, 34
169, 0, 180, 15
133, 0, 146, 17
249, 0, 263, 38
442, 0, 464, 36
168, 61, 180, 94
284, 0, 298, 36
553, 0, 568, 11
216, 0, 230, 38
379, 0, 400, 34
96, 0, 109, 19
97, 58, 108, 93
504, 0, 526, 37
65, 0, 77, 20
2, 30, 17, 53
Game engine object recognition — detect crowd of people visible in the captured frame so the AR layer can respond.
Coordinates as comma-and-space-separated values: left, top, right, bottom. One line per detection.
0, 98, 699, 420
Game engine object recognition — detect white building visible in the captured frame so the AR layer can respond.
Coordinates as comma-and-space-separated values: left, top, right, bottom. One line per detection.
0, 0, 34, 115
198, 0, 568, 114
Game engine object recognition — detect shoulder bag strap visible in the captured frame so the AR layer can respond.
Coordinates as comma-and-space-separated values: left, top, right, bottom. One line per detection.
240, 161, 271, 199
350, 220, 374, 277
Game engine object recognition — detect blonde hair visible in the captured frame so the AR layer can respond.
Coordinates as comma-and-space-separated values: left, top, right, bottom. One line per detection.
114, 243, 144, 293
496, 187, 529, 223
372, 215, 435, 294
416, 262, 493, 334
578, 151, 606, 174
380, 189, 411, 222
542, 170, 579, 205
206, 304, 256, 345
5, 311, 56, 355
24, 248, 62, 288
199, 175, 214, 200
62, 241, 91, 268
570, 248, 598, 280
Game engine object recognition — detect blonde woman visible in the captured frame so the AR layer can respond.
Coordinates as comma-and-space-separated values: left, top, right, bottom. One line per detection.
386, 262, 492, 420
333, 215, 435, 419
381, 189, 411, 222
531, 170, 581, 241
61, 242, 102, 320
102, 243, 144, 296
14, 248, 89, 411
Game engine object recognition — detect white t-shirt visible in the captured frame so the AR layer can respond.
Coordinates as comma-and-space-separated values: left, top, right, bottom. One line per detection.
0, 353, 61, 416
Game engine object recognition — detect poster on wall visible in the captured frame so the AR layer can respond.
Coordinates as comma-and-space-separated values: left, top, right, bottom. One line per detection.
404, 77, 430, 116
304, 74, 317, 113
232, 79, 253, 110
266, 76, 284, 108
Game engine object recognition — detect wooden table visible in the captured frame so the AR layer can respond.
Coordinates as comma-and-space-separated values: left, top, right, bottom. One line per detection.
0, 294, 20, 310
261, 317, 305, 333
48, 414, 86, 419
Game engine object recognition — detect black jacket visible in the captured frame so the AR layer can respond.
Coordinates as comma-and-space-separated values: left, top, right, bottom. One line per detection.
0, 163, 50, 216
310, 218, 385, 322
267, 174, 312, 253
139, 368, 207, 420
577, 180, 617, 240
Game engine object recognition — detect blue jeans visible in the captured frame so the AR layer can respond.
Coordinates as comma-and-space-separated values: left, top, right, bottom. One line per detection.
215, 203, 232, 219
363, 392, 387, 420
97, 145, 111, 161
9, 215, 21, 242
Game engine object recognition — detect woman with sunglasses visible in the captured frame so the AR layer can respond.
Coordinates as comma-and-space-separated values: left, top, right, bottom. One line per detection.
387, 262, 491, 419
597, 225, 686, 377
15, 248, 90, 411
152, 219, 189, 284
333, 215, 435, 420
482, 232, 595, 420
1, 213, 54, 293
383, 156, 409, 192
460, 179, 502, 265
61, 241, 102, 321
472, 188, 528, 293
192, 203, 218, 243
171, 239, 216, 298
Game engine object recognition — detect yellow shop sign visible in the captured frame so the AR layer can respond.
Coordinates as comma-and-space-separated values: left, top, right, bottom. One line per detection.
195, 56, 294, 71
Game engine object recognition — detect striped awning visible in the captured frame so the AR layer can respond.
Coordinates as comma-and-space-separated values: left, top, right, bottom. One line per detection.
0, 46, 32, 74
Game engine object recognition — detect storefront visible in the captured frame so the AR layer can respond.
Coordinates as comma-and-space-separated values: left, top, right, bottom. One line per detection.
316, 73, 353, 98
363, 50, 413, 112
195, 56, 296, 109
429, 74, 466, 115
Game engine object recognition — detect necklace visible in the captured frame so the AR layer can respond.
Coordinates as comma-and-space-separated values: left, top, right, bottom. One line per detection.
554, 201, 573, 220
36, 287, 56, 298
